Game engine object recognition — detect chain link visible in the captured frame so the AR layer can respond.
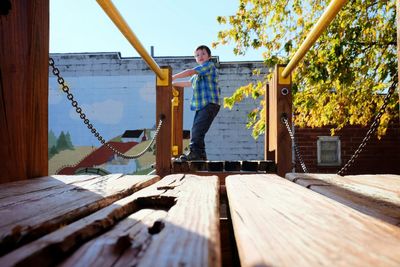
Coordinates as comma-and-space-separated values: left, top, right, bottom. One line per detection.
337, 82, 397, 176
282, 115, 309, 173
49, 57, 164, 159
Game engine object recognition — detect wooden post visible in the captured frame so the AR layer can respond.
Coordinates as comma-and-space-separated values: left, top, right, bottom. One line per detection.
268, 65, 292, 177
172, 86, 184, 157
156, 66, 172, 177
0, 0, 49, 183
397, 0, 400, 118
265, 83, 275, 161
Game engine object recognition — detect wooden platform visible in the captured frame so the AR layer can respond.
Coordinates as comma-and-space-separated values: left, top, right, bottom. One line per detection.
285, 173, 400, 226
1, 172, 400, 266
0, 174, 220, 267
226, 174, 400, 267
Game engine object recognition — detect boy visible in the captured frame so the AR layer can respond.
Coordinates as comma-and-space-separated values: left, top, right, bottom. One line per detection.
172, 45, 220, 161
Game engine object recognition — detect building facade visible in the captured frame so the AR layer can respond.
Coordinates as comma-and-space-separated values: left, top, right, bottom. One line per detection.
48, 53, 268, 174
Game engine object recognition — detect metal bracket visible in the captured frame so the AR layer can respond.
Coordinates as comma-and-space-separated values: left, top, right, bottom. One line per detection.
278, 67, 291, 85
156, 69, 170, 86
172, 87, 179, 106
281, 88, 289, 95
172, 145, 178, 156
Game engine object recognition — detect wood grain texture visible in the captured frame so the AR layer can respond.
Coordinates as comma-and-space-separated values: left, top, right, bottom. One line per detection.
0, 0, 49, 183
156, 66, 172, 178
285, 173, 400, 225
226, 174, 400, 267
0, 175, 98, 200
264, 85, 275, 163
268, 72, 277, 152
0, 174, 159, 255
0, 174, 221, 267
275, 64, 292, 177
267, 65, 292, 176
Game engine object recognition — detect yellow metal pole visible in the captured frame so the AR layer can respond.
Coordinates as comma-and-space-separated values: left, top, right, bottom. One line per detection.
171, 87, 179, 156
96, 0, 168, 82
281, 0, 348, 78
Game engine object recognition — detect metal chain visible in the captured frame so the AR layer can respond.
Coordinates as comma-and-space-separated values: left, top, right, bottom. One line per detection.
49, 57, 164, 159
337, 82, 397, 176
282, 115, 309, 173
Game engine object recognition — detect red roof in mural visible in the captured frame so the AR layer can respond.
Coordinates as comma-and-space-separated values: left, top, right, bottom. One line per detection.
58, 141, 138, 175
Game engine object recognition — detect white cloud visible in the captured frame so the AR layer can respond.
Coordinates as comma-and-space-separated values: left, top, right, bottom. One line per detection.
48, 83, 63, 105
69, 99, 124, 125
139, 81, 156, 104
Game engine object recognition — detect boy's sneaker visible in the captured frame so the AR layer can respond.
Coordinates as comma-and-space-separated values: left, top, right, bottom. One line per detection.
179, 151, 206, 161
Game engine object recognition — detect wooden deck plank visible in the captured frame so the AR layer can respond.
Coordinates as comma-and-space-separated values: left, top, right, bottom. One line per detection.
0, 174, 221, 267
285, 173, 400, 226
0, 174, 160, 255
0, 175, 99, 200
61, 209, 169, 267
226, 174, 400, 267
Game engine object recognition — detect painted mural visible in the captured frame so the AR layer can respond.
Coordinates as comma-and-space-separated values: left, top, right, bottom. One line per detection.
48, 74, 193, 175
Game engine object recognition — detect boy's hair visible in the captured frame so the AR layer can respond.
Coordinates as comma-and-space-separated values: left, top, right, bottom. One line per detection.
195, 45, 211, 56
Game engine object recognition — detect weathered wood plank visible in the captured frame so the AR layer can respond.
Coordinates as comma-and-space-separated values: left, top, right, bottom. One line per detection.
0, 174, 221, 267
285, 173, 400, 225
61, 209, 169, 267
226, 174, 400, 267
0, 174, 160, 255
0, 175, 99, 201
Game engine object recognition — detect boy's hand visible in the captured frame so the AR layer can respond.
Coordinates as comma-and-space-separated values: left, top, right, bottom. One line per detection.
172, 81, 191, 88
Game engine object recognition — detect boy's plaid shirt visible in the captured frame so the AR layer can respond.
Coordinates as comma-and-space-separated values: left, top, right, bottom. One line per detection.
189, 61, 220, 111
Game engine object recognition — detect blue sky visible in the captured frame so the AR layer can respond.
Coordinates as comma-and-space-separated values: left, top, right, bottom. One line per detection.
50, 0, 265, 62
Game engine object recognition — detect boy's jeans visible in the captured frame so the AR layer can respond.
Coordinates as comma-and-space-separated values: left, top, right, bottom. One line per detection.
190, 103, 220, 158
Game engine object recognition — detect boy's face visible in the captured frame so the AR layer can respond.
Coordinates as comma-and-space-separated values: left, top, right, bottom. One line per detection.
194, 49, 210, 65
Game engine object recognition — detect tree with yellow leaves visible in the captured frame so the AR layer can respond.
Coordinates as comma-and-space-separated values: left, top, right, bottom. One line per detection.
214, 0, 398, 138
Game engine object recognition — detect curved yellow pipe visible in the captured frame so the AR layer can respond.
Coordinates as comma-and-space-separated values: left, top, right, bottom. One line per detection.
281, 0, 348, 78
96, 0, 167, 81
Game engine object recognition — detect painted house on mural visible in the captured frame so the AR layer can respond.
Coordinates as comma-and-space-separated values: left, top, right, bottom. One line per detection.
122, 130, 148, 143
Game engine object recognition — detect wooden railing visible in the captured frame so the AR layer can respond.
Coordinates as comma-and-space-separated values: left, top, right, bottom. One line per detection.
97, 0, 288, 177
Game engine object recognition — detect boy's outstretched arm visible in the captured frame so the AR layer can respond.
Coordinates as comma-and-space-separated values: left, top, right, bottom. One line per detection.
172, 68, 196, 88
172, 69, 197, 80
172, 81, 191, 88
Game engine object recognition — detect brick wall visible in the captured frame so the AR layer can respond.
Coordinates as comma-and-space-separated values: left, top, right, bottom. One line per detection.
294, 123, 400, 174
